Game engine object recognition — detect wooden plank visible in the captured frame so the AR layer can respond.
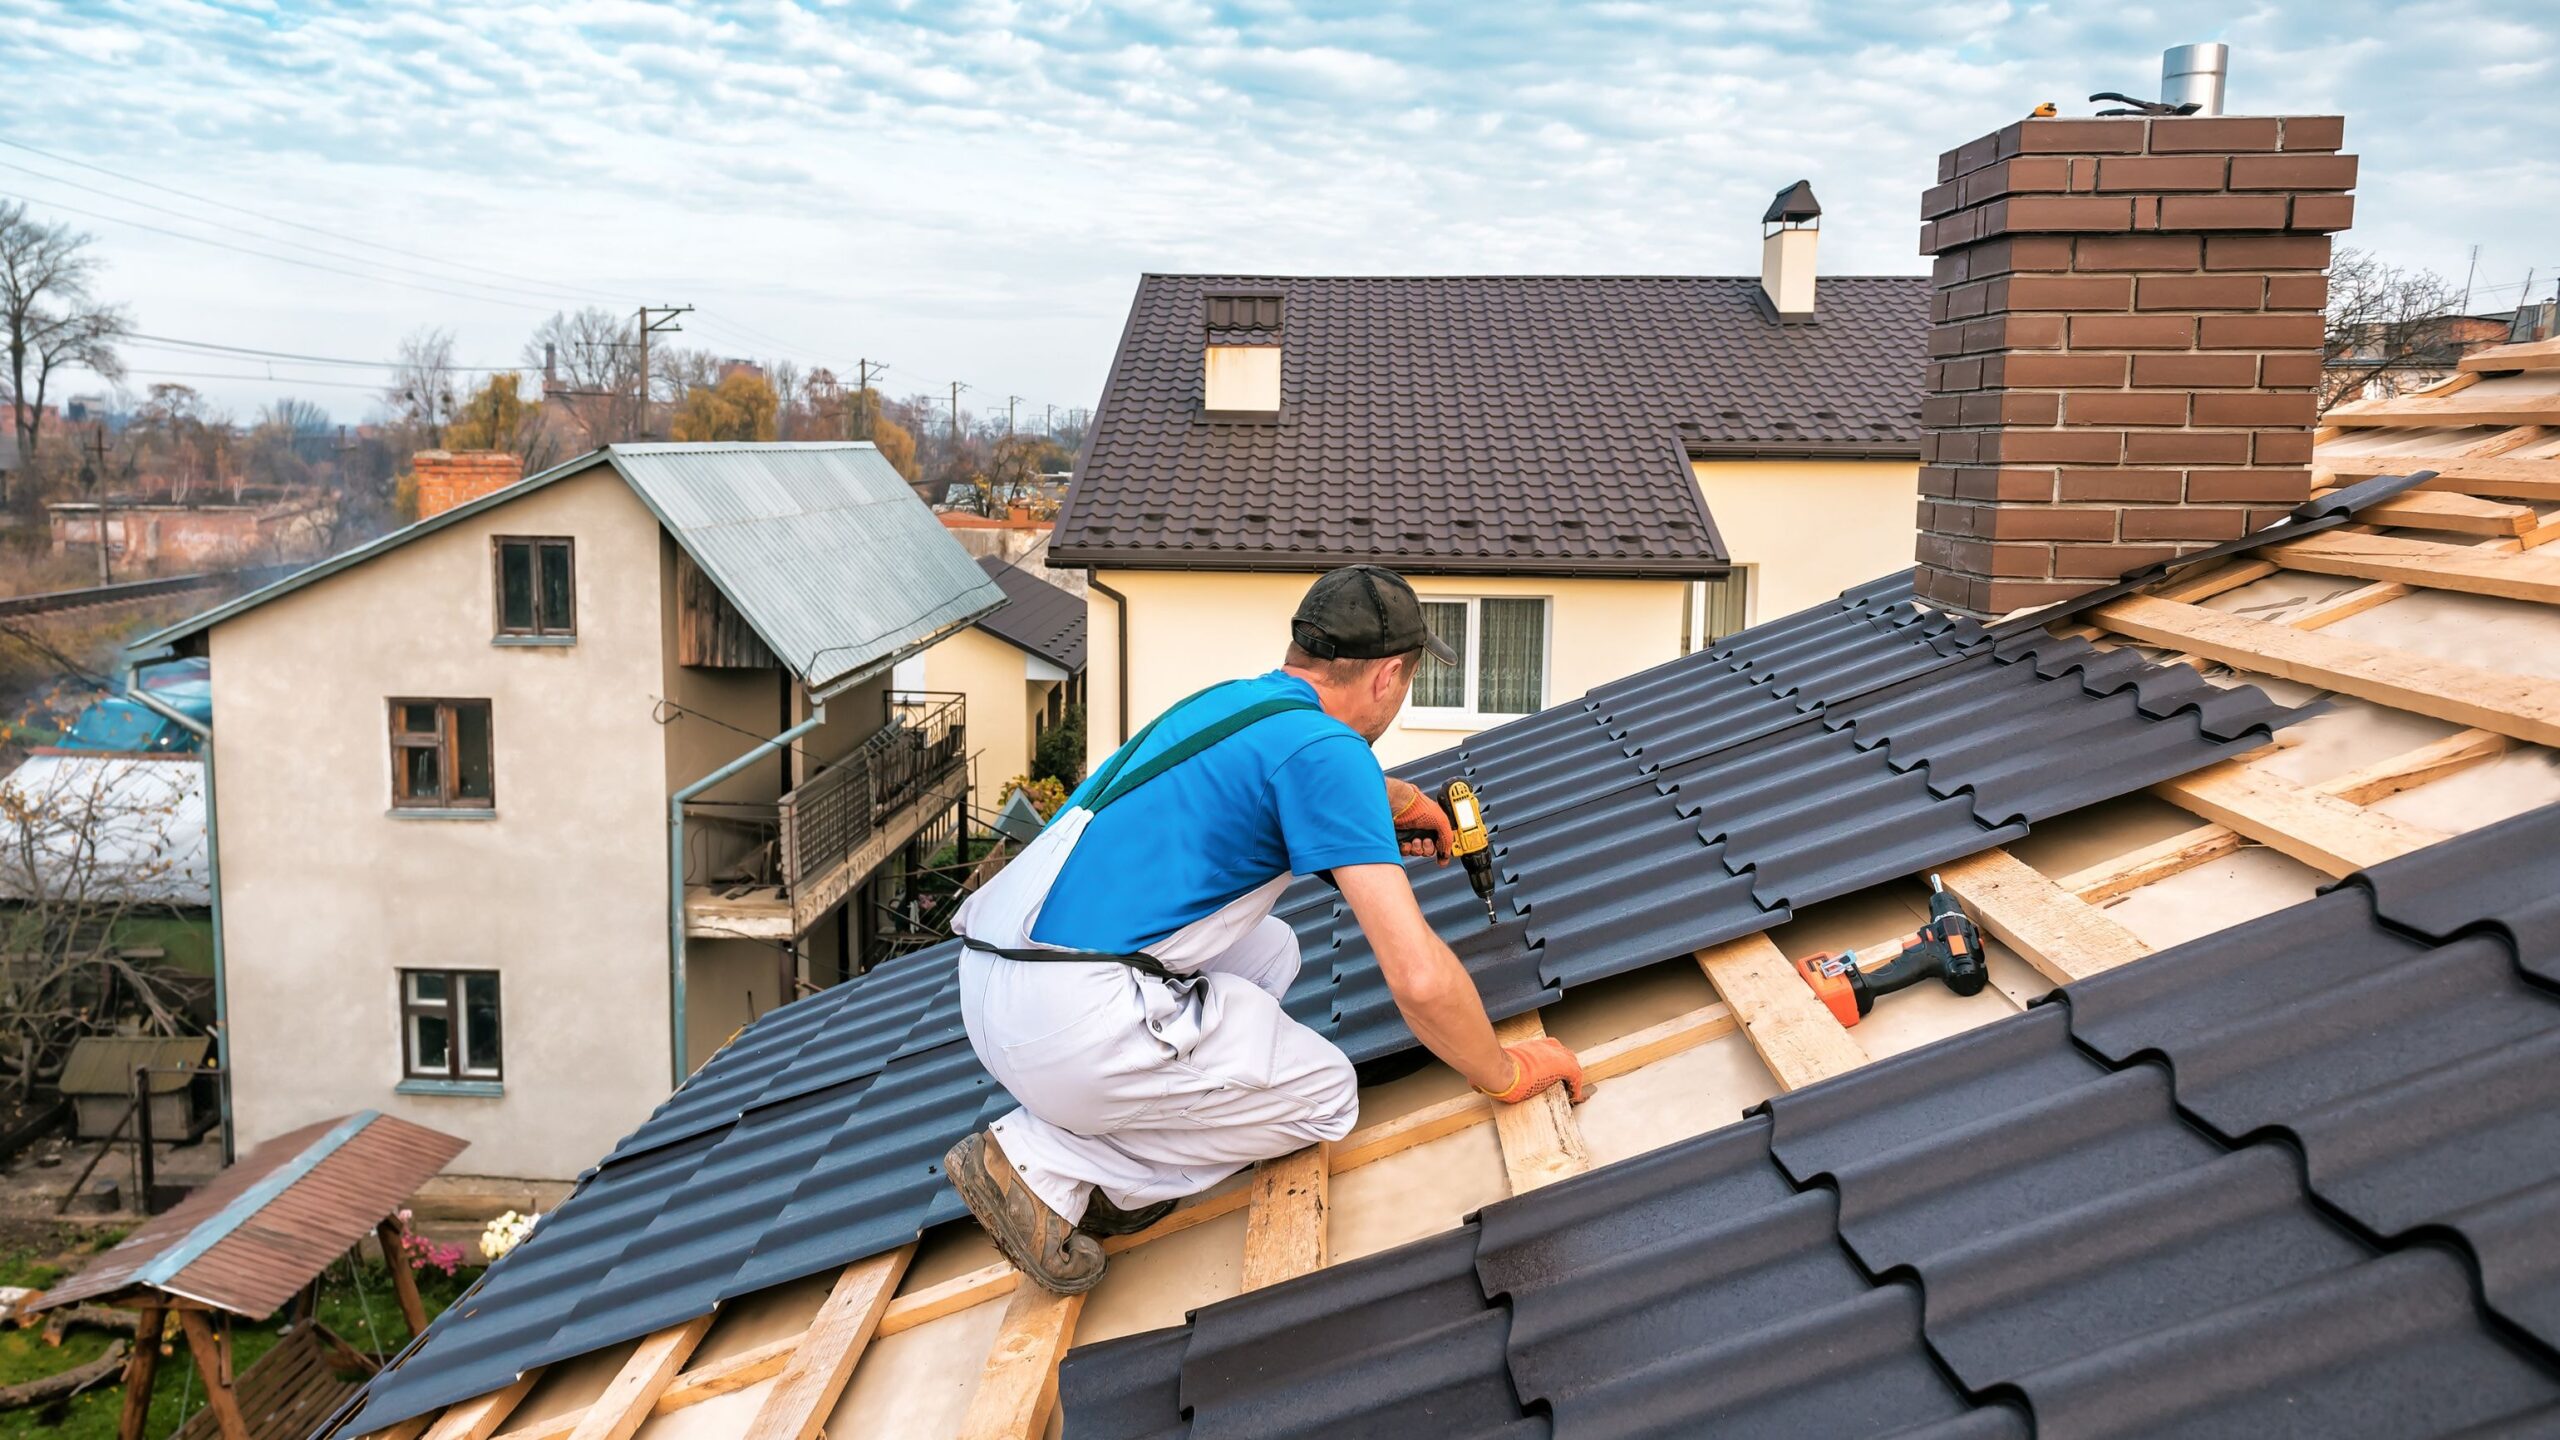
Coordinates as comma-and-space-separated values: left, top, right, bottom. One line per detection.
2460, 338, 2560, 374
1934, 850, 2150, 985
2263, 531, 2560, 605
176, 1311, 250, 1440
2325, 455, 2560, 501
1487, 1012, 1590, 1193
2154, 759, 2448, 877
954, 1286, 1084, 1440
742, 1248, 912, 1440
2325, 386, 2560, 429
1579, 1001, 1739, 1078
2335, 489, 2537, 536
1694, 933, 1865, 1091
1238, 1144, 1330, 1291
2093, 594, 2560, 749
424, 1375, 539, 1440
881, 1263, 1019, 1340
2290, 580, 2411, 630
2153, 558, 2278, 604
566, 1314, 714, 1440
380, 1218, 432, 1338
491, 1336, 806, 1440
2062, 730, 2506, 901
118, 1304, 162, 1440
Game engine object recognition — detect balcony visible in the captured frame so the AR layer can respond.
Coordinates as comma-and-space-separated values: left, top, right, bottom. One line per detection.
683, 693, 968, 942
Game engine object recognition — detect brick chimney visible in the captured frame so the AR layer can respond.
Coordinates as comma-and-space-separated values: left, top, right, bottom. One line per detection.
1912, 115, 2356, 617
412, 450, 526, 520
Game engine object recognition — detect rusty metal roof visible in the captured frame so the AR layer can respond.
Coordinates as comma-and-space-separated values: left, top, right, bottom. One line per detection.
32, 1110, 465, 1319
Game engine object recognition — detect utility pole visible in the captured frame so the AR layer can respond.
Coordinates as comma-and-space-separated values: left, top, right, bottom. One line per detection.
81, 425, 112, 584
949, 380, 969, 445
1007, 395, 1024, 435
1044, 403, 1055, 436
857, 358, 885, 440
636, 305, 693, 440
2462, 244, 2482, 314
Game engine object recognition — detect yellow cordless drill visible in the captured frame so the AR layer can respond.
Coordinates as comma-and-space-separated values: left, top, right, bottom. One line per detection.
1398, 779, 1500, 925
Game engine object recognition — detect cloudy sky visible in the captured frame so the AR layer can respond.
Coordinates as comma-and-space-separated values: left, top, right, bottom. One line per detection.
3, 0, 2553, 424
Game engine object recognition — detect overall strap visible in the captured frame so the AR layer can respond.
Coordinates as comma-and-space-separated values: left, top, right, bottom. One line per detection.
1086, 694, 1320, 815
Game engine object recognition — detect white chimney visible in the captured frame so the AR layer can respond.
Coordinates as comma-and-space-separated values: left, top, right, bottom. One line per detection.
1760, 180, 1821, 321
1203, 293, 1282, 416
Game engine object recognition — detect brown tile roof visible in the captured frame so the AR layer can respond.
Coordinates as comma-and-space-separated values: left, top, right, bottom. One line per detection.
973, 555, 1086, 671
1051, 273, 1929, 576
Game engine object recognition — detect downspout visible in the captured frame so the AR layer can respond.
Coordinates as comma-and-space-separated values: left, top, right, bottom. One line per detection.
125, 673, 232, 1165
1088, 573, 1131, 746
668, 706, 825, 1089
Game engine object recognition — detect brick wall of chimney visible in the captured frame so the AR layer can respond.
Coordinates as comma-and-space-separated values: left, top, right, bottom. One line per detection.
1913, 115, 2356, 618
413, 450, 526, 520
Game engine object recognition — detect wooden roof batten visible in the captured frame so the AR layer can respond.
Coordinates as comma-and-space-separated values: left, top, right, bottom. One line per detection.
370, 340, 2560, 1440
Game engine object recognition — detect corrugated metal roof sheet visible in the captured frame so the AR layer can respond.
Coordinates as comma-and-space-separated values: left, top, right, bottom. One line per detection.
34, 1110, 465, 1318
59, 1035, 208, 1097
330, 569, 2307, 1438
1062, 803, 2560, 1436
609, 444, 1006, 696
1053, 274, 1930, 575
0, 754, 208, 908
131, 445, 1003, 698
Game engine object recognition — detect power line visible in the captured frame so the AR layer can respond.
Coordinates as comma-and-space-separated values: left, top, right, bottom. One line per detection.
0, 187, 574, 315
114, 367, 407, 393
124, 332, 522, 372
0, 135, 638, 307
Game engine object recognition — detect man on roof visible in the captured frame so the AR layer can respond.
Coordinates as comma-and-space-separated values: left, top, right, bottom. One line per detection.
945, 564, 1592, 1294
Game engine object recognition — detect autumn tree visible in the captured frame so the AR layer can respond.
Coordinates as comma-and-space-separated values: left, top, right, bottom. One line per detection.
668, 370, 779, 442
126, 384, 230, 502
240, 397, 332, 491
2322, 247, 2467, 412
0, 201, 129, 501
446, 372, 557, 472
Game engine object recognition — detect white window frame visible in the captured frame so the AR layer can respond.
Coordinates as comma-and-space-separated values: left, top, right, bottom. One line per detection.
1402, 594, 1553, 731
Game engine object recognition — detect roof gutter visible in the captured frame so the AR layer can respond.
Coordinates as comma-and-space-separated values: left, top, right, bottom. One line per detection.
1088, 572, 1131, 746
667, 707, 826, 1089
123, 669, 233, 1165
1051, 552, 1727, 582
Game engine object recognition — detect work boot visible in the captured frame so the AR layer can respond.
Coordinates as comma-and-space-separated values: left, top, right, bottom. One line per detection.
1078, 1191, 1176, 1238
943, 1130, 1108, 1295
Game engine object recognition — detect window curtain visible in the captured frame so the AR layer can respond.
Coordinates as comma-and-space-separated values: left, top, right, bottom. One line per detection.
1416, 601, 1468, 707
1477, 599, 1545, 714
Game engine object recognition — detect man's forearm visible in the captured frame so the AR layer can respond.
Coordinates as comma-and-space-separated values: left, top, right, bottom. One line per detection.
1334, 863, 1510, 1091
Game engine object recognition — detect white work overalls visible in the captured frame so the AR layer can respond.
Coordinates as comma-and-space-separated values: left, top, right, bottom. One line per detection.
952, 695, 1361, 1224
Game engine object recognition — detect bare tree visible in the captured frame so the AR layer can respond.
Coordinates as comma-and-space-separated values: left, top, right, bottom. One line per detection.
385, 326, 461, 443
524, 307, 641, 444
2323, 247, 2466, 413
0, 755, 202, 1101
0, 201, 130, 500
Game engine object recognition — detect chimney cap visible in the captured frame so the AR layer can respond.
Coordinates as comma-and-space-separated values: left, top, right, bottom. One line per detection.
1763, 180, 1822, 225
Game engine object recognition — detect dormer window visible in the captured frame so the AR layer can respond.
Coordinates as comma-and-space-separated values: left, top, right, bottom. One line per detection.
1204, 293, 1283, 417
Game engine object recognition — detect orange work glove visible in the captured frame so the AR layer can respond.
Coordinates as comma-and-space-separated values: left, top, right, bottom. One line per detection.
1386, 776, 1454, 864
1476, 1036, 1594, 1105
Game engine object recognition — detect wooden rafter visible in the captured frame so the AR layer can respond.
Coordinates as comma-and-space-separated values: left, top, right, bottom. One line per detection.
2093, 594, 2560, 749
1934, 849, 2150, 984
1694, 934, 1864, 1091
2263, 532, 2560, 605
425, 1373, 537, 1440
1488, 1011, 1591, 1192
2154, 755, 2449, 878
566, 1314, 714, 1440
954, 1288, 1083, 1440
741, 1248, 913, 1440
1238, 1145, 1331, 1291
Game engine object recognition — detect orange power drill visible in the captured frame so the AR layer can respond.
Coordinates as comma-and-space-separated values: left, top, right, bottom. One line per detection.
1791, 876, 1986, 1027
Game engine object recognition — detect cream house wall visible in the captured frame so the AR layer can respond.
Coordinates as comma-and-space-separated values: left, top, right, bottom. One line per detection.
212, 462, 676, 1181
920, 625, 1039, 796
1691, 459, 1921, 625
1087, 570, 1686, 770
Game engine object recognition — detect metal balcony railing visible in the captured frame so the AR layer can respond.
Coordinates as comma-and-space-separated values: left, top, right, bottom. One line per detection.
778, 692, 967, 895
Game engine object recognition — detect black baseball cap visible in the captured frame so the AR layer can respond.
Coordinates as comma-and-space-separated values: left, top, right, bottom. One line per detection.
1291, 565, 1460, 664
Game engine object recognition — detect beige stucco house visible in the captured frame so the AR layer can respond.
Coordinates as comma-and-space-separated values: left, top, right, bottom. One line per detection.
1052, 186, 1927, 767
129, 443, 1002, 1182
896, 555, 1087, 793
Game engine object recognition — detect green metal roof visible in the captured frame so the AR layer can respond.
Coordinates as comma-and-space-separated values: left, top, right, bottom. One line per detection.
130, 444, 1003, 699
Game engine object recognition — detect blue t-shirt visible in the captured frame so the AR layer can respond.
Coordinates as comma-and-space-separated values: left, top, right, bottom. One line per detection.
1031, 672, 1400, 953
